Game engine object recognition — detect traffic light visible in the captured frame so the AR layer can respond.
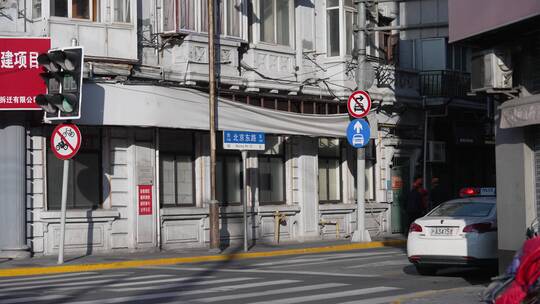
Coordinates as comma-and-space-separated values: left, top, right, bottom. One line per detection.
36, 47, 84, 120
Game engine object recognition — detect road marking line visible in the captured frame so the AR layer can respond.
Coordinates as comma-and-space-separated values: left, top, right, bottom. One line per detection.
348, 260, 410, 269
253, 252, 394, 266
248, 286, 402, 304
198, 282, 348, 302
0, 272, 99, 283
112, 277, 256, 292
0, 273, 127, 288
0, 294, 69, 304
62, 279, 301, 304
0, 274, 185, 293
143, 266, 379, 278
0, 240, 406, 277
261, 253, 406, 269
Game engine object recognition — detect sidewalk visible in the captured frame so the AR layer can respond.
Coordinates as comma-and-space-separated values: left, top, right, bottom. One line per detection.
0, 237, 407, 277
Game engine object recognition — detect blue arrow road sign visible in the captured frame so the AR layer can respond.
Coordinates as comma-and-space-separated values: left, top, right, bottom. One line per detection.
346, 119, 370, 148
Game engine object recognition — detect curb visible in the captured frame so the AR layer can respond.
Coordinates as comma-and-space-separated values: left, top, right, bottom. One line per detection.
0, 239, 406, 277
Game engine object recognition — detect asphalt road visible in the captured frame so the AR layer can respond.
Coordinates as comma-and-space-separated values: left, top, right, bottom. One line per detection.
0, 247, 495, 304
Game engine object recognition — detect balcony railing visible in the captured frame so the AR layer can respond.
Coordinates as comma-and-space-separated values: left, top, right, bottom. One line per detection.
419, 70, 471, 98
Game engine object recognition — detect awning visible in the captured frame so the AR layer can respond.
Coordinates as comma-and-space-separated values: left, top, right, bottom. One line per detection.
500, 94, 540, 129
78, 82, 350, 137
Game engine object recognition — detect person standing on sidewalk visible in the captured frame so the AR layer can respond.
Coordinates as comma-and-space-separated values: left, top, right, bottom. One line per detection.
406, 176, 428, 230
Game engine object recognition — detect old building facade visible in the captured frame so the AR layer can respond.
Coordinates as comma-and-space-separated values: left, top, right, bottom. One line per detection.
0, 0, 492, 257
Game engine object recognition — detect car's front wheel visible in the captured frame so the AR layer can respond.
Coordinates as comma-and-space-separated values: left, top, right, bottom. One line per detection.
415, 265, 438, 275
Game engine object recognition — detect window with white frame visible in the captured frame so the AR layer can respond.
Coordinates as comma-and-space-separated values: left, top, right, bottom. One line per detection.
259, 136, 285, 204
318, 138, 341, 203
259, 0, 293, 46
326, 0, 356, 57
113, 0, 131, 23
159, 130, 195, 207
162, 0, 243, 38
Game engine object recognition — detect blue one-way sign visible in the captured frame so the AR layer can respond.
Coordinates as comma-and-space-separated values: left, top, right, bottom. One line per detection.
346, 119, 370, 148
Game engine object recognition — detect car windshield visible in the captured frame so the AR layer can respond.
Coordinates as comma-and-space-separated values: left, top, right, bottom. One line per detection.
428, 202, 494, 217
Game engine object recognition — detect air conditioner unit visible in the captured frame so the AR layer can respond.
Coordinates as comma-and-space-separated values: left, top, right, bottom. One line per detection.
428, 141, 445, 163
471, 49, 512, 91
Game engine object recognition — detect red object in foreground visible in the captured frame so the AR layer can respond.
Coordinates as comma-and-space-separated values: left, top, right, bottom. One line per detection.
138, 185, 153, 215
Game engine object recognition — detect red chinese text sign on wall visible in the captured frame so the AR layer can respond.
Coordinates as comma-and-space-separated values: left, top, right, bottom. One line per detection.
0, 37, 51, 110
138, 185, 153, 215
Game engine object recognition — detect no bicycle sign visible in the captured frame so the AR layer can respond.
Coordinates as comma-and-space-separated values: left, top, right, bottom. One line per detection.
51, 124, 82, 160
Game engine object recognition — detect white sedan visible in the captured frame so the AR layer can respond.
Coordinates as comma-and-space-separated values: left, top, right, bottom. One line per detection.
407, 195, 497, 275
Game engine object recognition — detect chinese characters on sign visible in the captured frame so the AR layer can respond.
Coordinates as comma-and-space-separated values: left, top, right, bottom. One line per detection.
0, 37, 51, 110
138, 185, 153, 216
223, 130, 266, 150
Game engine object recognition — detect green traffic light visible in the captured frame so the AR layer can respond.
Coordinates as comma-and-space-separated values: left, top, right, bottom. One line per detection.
62, 97, 74, 113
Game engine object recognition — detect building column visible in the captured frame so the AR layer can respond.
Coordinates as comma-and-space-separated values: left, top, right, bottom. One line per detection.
0, 113, 30, 259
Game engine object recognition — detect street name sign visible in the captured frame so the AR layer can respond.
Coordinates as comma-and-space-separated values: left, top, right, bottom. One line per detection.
51, 123, 81, 160
346, 119, 370, 148
347, 90, 372, 119
223, 130, 266, 151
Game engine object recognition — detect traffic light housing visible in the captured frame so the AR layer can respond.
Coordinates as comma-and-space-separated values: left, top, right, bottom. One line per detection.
36, 47, 84, 120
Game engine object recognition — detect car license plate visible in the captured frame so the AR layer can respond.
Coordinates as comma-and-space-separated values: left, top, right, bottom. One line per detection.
430, 227, 455, 236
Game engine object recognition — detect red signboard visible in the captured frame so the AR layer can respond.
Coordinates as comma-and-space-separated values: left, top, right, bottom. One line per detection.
0, 37, 50, 110
138, 185, 153, 215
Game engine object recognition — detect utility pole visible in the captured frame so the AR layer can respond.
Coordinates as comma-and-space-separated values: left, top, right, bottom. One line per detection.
208, 0, 220, 251
351, 0, 372, 243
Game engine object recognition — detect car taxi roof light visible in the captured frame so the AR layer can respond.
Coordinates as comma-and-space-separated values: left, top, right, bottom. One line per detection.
459, 187, 496, 197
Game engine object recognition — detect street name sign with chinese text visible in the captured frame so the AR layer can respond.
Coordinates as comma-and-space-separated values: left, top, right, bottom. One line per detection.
51, 124, 82, 160
223, 130, 265, 151
347, 90, 372, 119
0, 37, 50, 110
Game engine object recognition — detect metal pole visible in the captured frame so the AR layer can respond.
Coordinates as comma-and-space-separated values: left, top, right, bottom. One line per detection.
352, 148, 370, 242
422, 97, 428, 189
351, 0, 371, 242
208, 0, 220, 250
241, 150, 248, 252
58, 159, 70, 264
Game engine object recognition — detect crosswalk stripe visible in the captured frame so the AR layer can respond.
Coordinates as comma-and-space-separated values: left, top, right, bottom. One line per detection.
264, 253, 406, 269
248, 286, 402, 304
349, 260, 410, 269
112, 277, 257, 292
144, 266, 379, 278
0, 272, 99, 284
254, 251, 404, 267
0, 273, 128, 288
198, 282, 348, 303
0, 294, 69, 304
63, 279, 301, 304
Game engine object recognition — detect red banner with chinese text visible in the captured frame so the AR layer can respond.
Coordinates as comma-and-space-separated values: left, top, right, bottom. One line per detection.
0, 37, 50, 110
138, 185, 153, 216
